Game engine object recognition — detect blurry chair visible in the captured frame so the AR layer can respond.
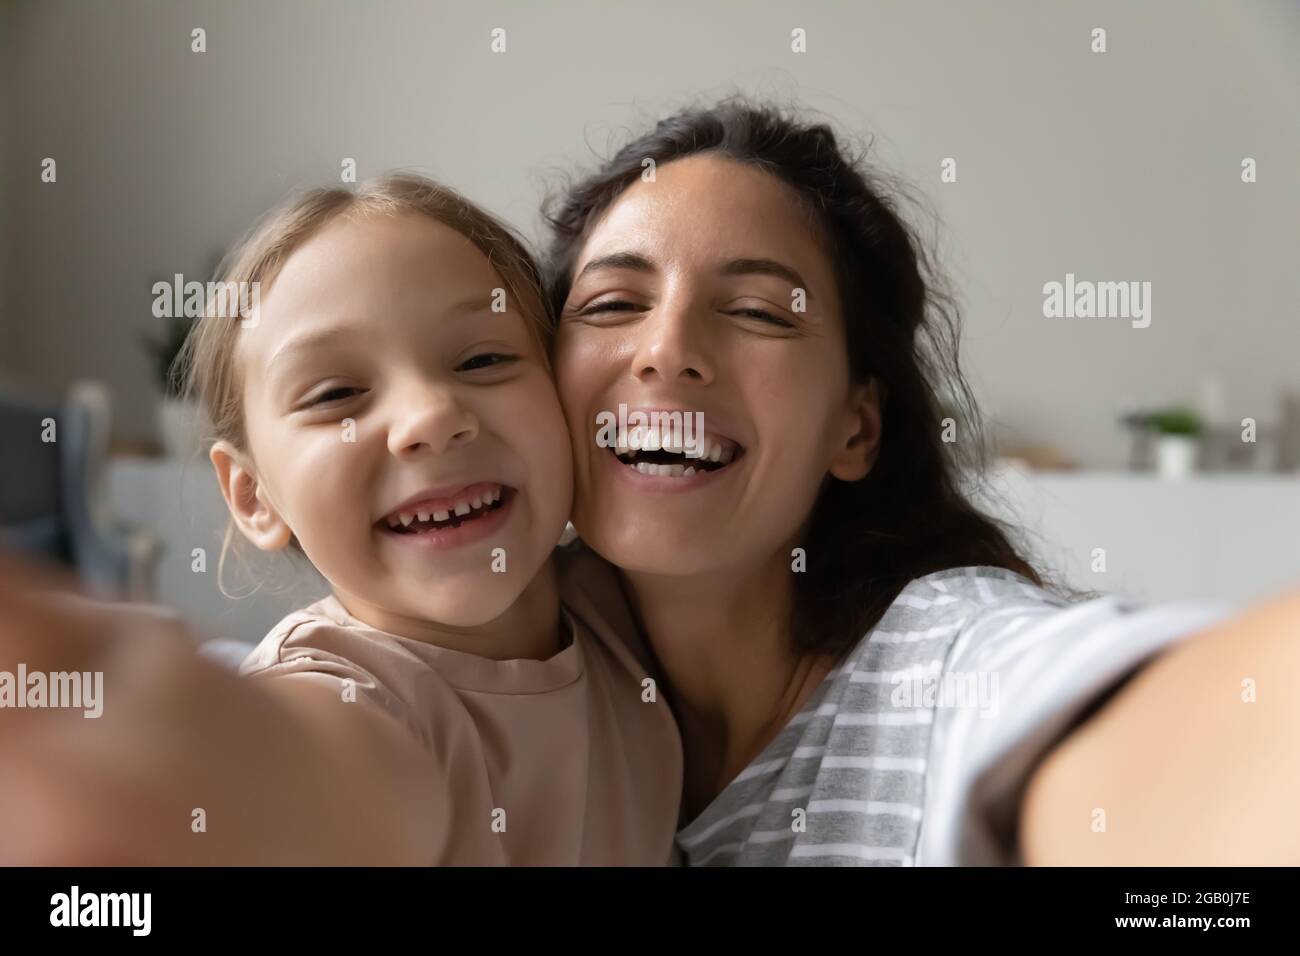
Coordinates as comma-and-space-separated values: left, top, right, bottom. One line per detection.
0, 380, 160, 599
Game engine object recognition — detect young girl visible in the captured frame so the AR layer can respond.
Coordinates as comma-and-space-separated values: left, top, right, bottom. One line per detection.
183, 172, 681, 864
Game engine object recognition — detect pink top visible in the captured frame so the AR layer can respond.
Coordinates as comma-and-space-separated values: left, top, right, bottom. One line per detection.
239, 544, 683, 865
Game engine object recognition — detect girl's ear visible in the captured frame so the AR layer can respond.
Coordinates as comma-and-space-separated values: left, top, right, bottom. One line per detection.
828, 377, 886, 482
209, 440, 293, 551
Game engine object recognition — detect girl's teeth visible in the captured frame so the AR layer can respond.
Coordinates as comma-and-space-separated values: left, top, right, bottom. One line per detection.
454, 502, 471, 516
708, 444, 722, 462
400, 513, 414, 527
471, 495, 483, 508
416, 511, 430, 522
433, 508, 450, 521
720, 447, 735, 464
684, 466, 696, 476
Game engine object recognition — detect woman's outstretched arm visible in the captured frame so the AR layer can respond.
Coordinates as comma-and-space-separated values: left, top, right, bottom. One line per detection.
1020, 587, 1300, 865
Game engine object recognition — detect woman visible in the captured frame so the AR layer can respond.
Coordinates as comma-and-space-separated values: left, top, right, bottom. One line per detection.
2, 99, 1297, 866
539, 98, 1299, 865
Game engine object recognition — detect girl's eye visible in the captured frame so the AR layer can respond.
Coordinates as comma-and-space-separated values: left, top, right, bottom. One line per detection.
308, 385, 363, 406
457, 353, 517, 372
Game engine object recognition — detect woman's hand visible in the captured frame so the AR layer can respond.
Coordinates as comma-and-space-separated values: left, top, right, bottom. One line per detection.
1020, 585, 1300, 865
0, 556, 439, 865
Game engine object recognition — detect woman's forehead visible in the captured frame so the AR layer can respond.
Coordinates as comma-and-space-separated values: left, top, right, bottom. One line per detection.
578, 155, 831, 279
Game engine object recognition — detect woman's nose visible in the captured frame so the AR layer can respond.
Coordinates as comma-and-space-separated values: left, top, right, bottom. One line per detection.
385, 386, 479, 458
630, 299, 714, 386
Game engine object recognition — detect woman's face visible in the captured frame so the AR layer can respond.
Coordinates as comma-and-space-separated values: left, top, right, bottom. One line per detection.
554, 153, 879, 579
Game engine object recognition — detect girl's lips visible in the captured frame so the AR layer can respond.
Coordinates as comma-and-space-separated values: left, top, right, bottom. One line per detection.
378, 486, 515, 552
601, 443, 742, 492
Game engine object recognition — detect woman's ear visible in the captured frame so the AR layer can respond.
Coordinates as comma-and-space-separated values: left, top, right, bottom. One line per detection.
209, 440, 293, 551
828, 377, 885, 482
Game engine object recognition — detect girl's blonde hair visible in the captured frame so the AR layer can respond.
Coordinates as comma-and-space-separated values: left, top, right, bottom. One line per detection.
176, 172, 553, 450
173, 173, 553, 593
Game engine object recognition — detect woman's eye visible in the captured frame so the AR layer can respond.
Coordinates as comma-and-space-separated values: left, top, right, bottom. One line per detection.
579, 300, 642, 316
308, 386, 363, 406
457, 353, 517, 372
733, 307, 794, 328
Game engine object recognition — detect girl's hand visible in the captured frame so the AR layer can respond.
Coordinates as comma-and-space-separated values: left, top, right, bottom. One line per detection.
0, 556, 437, 865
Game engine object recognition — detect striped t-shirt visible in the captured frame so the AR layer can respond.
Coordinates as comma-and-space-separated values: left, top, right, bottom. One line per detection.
674, 566, 1235, 866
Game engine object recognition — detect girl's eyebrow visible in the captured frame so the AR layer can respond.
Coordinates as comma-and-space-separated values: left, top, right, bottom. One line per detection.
267, 326, 359, 374
266, 299, 506, 372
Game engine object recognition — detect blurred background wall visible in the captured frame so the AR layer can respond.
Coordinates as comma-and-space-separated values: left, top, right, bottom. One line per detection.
2, 0, 1298, 641
3, 0, 1297, 466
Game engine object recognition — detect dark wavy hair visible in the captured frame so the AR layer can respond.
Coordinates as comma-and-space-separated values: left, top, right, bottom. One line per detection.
543, 97, 1075, 657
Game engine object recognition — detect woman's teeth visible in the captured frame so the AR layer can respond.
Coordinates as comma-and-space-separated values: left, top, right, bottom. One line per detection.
384, 485, 505, 532
613, 434, 741, 476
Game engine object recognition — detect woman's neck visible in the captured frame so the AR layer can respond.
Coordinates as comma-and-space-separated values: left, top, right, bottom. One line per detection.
623, 553, 839, 823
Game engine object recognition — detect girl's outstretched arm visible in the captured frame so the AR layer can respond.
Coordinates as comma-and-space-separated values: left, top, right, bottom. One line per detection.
1020, 587, 1300, 865
0, 556, 443, 865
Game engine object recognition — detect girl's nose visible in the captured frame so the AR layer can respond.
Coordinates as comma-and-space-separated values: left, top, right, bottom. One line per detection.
385, 386, 479, 458
630, 298, 715, 387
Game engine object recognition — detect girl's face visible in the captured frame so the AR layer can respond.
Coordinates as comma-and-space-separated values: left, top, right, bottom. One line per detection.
555, 154, 880, 580
215, 212, 572, 631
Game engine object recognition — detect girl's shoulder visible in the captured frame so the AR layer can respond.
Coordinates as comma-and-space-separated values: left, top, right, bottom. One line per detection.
553, 539, 663, 680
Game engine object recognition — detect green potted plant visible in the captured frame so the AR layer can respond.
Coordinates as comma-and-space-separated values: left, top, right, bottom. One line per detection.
1147, 405, 1205, 479
142, 313, 201, 459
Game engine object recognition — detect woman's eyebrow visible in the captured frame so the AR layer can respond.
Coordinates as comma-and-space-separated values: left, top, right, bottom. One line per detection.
719, 258, 812, 300
572, 252, 813, 301
573, 251, 656, 281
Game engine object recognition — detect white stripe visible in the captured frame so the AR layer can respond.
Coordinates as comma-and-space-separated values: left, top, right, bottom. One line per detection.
788, 702, 838, 726
676, 802, 765, 847
870, 622, 965, 644
730, 746, 824, 784
788, 843, 913, 863
731, 758, 785, 783
834, 710, 933, 727
808, 799, 924, 821
1018, 582, 1047, 601
821, 755, 927, 772
893, 593, 960, 610
850, 662, 943, 683
688, 840, 746, 866
771, 785, 815, 800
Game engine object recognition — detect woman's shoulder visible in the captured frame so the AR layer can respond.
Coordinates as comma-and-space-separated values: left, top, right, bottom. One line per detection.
837, 565, 1074, 665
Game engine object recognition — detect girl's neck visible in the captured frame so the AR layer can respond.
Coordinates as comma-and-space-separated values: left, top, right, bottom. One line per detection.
623, 553, 840, 823
334, 559, 564, 662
